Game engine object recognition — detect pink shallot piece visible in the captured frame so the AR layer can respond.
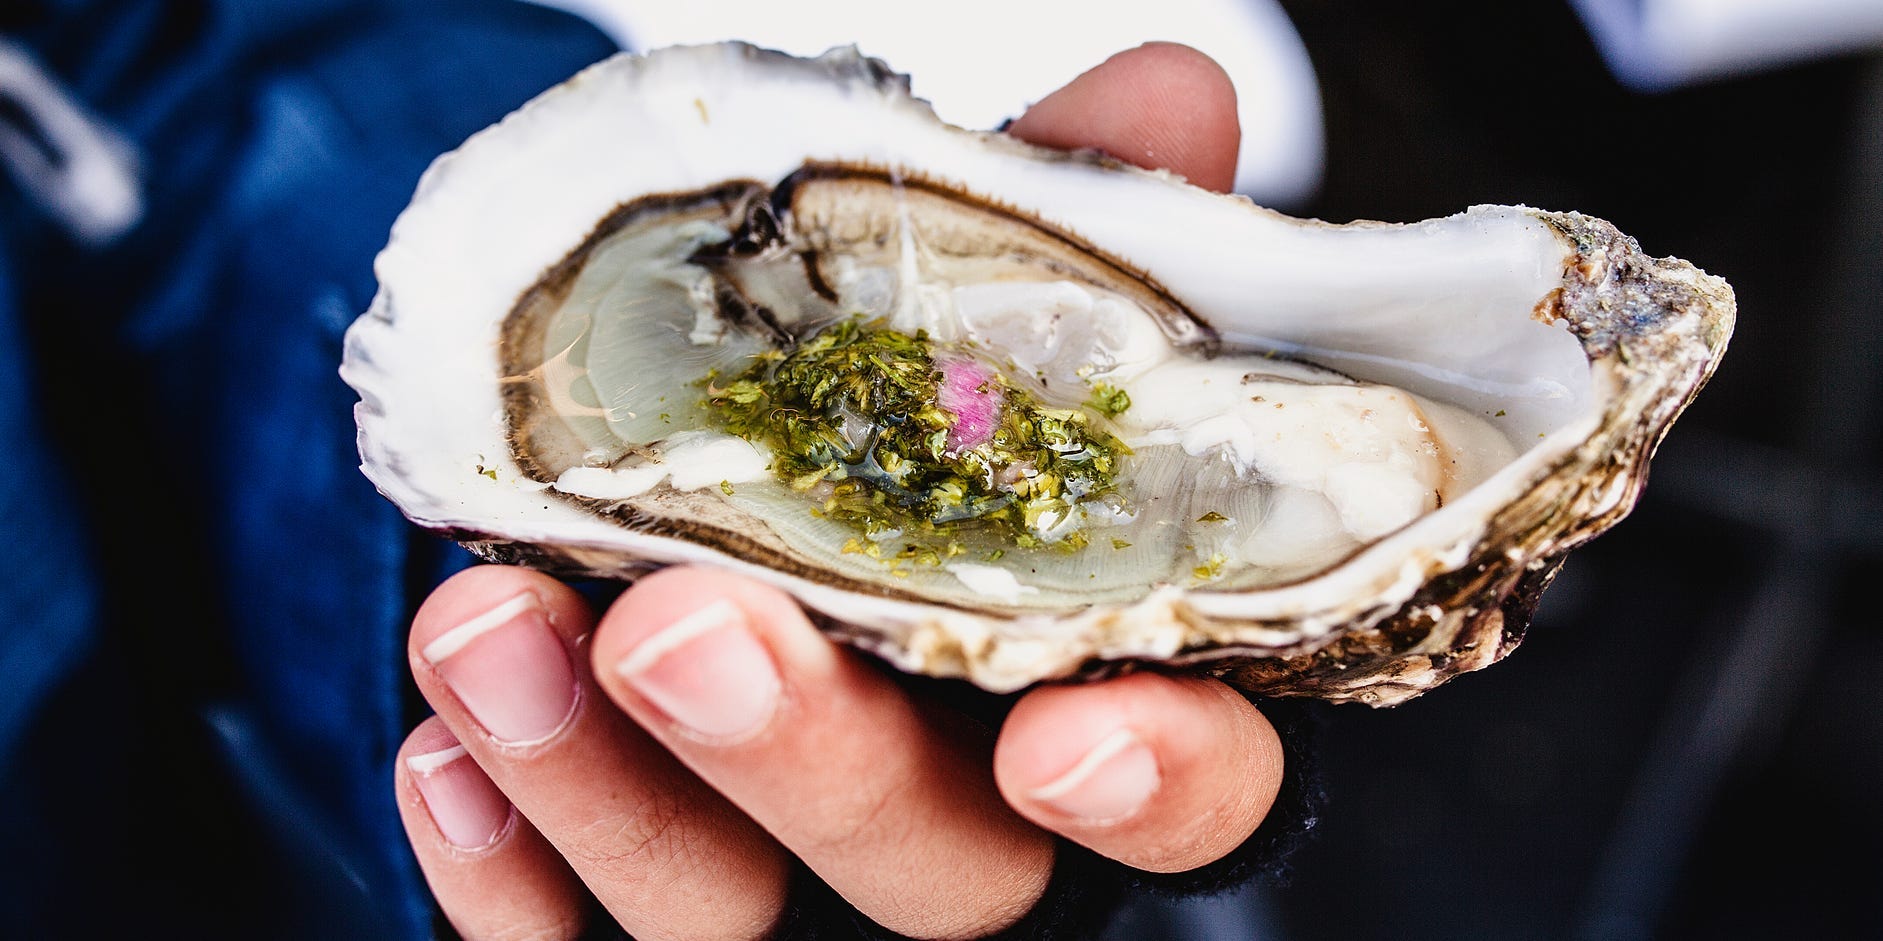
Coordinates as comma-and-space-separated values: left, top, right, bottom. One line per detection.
936, 357, 1004, 452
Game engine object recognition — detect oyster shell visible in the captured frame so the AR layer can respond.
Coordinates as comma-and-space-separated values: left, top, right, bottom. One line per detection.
341, 42, 1733, 706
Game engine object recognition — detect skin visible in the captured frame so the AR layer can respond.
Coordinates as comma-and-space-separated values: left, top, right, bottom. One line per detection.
395, 42, 1284, 941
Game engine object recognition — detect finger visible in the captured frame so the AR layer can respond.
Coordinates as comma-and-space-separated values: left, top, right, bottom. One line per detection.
395, 716, 593, 941
1006, 41, 1241, 193
992, 671, 1283, 873
409, 565, 791, 941
589, 566, 1056, 941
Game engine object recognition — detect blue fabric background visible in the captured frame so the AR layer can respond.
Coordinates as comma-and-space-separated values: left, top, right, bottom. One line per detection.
0, 2, 616, 936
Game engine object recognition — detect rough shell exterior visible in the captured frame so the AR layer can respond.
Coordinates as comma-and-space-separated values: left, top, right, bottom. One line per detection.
1197, 214, 1734, 704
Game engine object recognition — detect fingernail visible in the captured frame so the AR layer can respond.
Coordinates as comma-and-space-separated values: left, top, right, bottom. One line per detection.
408, 741, 513, 850
423, 593, 578, 745
615, 599, 780, 743
1027, 728, 1161, 824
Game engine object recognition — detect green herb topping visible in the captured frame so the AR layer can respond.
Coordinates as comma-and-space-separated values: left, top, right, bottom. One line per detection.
699, 318, 1130, 557
1085, 382, 1132, 418
1192, 553, 1228, 581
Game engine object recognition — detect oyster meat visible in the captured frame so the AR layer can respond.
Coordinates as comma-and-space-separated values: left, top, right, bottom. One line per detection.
341, 42, 1733, 705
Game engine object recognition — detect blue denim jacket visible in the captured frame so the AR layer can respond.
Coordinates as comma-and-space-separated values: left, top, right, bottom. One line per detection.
1, 2, 616, 936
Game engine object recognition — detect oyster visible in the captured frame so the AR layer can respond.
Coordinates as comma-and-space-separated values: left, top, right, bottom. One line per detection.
341, 42, 1733, 706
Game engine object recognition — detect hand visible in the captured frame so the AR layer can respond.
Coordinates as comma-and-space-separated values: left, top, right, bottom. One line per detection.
393, 43, 1282, 941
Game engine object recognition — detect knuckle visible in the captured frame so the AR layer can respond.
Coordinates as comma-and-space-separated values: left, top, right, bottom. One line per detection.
782, 769, 917, 857
562, 787, 701, 877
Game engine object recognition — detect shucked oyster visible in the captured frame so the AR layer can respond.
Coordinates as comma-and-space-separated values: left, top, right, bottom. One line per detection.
342, 42, 1732, 706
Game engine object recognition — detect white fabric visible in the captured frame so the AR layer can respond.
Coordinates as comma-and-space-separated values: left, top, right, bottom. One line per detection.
0, 38, 142, 244
527, 0, 1326, 207
1570, 0, 1883, 90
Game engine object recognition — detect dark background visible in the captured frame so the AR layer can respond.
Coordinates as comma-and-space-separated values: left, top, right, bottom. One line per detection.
3, 2, 1877, 939
1256, 3, 1882, 939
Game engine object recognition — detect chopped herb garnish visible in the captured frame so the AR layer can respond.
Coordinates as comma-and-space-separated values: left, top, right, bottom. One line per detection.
1085, 382, 1132, 418
1494, 409, 1507, 417
1111, 538, 1132, 550
699, 318, 1130, 560
719, 480, 735, 496
1197, 511, 1228, 523
1192, 553, 1228, 581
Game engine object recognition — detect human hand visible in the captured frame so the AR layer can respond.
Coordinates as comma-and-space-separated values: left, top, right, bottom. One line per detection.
393, 43, 1283, 941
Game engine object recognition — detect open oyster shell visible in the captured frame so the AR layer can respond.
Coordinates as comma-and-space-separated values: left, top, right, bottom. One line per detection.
341, 42, 1732, 706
